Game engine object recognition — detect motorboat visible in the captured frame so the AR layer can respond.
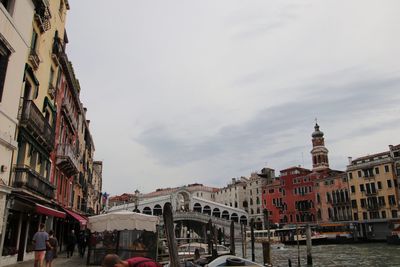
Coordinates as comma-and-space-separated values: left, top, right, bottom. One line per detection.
178, 242, 230, 257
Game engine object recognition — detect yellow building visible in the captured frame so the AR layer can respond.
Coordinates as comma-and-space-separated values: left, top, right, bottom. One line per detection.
347, 147, 399, 222
3, 0, 70, 264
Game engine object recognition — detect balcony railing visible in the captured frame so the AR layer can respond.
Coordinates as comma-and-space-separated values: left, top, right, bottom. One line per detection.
56, 144, 79, 176
62, 98, 78, 131
28, 49, 40, 70
20, 100, 55, 153
48, 83, 56, 99
367, 204, 380, 211
33, 0, 51, 32
51, 37, 64, 65
365, 191, 377, 197
14, 165, 55, 199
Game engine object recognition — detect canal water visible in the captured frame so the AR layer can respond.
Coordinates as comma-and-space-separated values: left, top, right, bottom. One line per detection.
234, 242, 400, 267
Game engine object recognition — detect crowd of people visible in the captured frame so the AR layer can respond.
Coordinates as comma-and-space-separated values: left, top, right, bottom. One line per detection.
32, 224, 89, 267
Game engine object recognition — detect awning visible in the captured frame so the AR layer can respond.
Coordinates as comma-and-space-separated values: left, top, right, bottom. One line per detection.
36, 204, 66, 219
63, 208, 87, 226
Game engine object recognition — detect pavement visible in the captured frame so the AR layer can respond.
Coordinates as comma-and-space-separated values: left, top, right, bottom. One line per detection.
4, 253, 99, 267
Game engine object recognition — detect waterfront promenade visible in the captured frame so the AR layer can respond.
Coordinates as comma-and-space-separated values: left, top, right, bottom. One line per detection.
4, 253, 96, 267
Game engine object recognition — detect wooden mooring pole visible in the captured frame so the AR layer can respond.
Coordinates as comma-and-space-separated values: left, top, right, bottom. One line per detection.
163, 203, 180, 267
263, 209, 271, 266
230, 220, 235, 255
250, 219, 255, 262
306, 224, 312, 266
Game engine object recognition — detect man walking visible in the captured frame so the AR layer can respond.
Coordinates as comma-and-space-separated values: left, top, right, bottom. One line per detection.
66, 229, 77, 258
32, 223, 51, 267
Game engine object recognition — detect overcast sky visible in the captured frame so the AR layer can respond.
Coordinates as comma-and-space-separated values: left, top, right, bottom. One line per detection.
66, 0, 400, 195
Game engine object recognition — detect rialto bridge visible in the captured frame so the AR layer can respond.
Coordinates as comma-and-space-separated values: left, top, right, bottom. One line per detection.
109, 189, 249, 238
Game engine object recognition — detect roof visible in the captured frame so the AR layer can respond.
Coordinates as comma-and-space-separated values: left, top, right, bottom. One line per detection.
351, 151, 390, 163
88, 211, 159, 232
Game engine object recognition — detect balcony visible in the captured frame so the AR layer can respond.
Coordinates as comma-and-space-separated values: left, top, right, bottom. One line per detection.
28, 49, 40, 70
20, 100, 55, 153
367, 204, 379, 211
14, 165, 55, 199
52, 37, 64, 66
62, 98, 78, 131
365, 191, 377, 197
33, 0, 51, 33
56, 144, 79, 176
48, 83, 56, 99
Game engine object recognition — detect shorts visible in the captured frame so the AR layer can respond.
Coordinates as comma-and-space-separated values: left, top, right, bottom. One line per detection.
34, 250, 46, 261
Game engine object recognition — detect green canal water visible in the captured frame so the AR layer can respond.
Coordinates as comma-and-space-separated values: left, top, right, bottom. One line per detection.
235, 242, 400, 267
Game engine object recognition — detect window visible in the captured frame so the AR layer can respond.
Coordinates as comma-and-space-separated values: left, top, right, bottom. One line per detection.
389, 195, 396, 206
387, 180, 392, 188
385, 165, 390, 173
362, 212, 368, 220
382, 210, 386, 219
392, 210, 398, 218
348, 172, 353, 179
0, 0, 14, 14
375, 167, 380, 175
269, 189, 274, 194
378, 196, 385, 206
360, 199, 366, 208
351, 185, 355, 193
358, 171, 362, 178
0, 38, 12, 102
351, 199, 357, 208
377, 181, 382, 190
359, 184, 365, 192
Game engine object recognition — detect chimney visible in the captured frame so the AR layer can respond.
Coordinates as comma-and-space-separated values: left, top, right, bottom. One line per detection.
348, 157, 353, 165
232, 178, 236, 184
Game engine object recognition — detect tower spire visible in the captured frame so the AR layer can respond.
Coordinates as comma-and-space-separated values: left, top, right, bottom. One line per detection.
311, 122, 329, 172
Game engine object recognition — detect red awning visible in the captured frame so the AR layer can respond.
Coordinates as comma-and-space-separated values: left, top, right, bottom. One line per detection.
36, 204, 66, 219
63, 208, 87, 226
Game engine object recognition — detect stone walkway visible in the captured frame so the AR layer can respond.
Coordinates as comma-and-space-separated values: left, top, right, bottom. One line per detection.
4, 253, 99, 267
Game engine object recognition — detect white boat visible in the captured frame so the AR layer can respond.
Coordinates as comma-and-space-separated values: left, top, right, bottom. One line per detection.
206, 255, 263, 267
178, 242, 230, 257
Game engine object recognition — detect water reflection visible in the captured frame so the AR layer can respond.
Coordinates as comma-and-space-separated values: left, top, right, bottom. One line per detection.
235, 242, 400, 267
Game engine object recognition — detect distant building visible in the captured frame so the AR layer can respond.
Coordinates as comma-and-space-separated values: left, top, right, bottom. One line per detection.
314, 172, 351, 223
216, 168, 275, 229
347, 146, 400, 221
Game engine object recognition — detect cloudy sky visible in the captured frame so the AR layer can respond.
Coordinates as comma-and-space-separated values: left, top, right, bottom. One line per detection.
66, 0, 400, 195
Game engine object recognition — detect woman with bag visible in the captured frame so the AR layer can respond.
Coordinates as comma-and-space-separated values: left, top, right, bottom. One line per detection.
45, 230, 58, 267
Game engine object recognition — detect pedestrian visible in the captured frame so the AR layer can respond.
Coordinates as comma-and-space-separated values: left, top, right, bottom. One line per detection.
45, 230, 58, 267
77, 230, 87, 258
32, 223, 51, 267
102, 254, 162, 267
66, 229, 77, 258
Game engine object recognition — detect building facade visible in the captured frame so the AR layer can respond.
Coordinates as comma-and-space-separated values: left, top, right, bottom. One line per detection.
314, 172, 351, 223
0, 1, 102, 264
0, 1, 35, 262
347, 148, 399, 222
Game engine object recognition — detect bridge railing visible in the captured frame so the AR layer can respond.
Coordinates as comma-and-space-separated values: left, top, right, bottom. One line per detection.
160, 211, 244, 229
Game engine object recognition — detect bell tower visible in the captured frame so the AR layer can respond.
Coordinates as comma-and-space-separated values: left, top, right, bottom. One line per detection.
311, 123, 329, 172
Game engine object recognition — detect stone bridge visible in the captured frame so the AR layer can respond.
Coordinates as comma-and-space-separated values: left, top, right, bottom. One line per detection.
109, 189, 249, 238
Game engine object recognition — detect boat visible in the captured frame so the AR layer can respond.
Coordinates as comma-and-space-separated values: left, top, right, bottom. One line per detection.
178, 242, 230, 257
245, 229, 282, 243
317, 223, 354, 244
207, 255, 263, 267
387, 226, 400, 245
275, 227, 328, 245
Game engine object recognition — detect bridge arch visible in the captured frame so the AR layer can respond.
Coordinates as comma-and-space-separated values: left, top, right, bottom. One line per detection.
143, 206, 152, 215
221, 210, 229, 220
193, 203, 202, 213
175, 190, 191, 212
203, 205, 211, 215
231, 213, 238, 223
212, 208, 221, 218
153, 204, 162, 216
240, 215, 247, 225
